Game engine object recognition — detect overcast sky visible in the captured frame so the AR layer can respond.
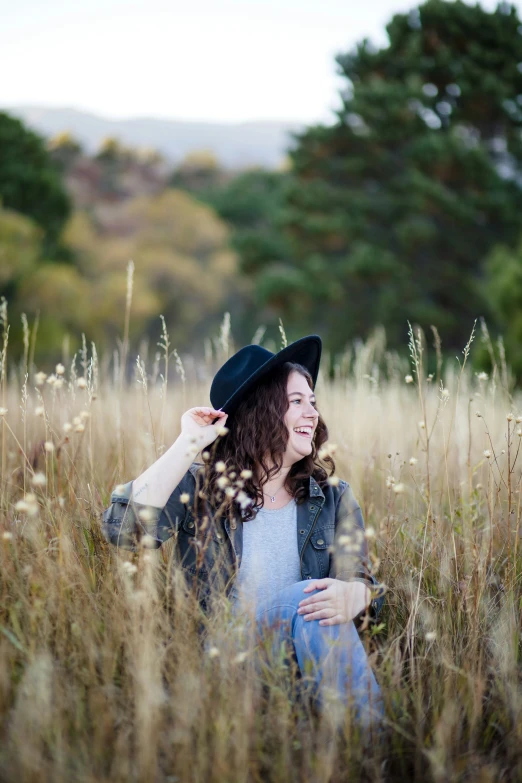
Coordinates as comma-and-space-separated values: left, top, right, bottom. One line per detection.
1, 0, 514, 123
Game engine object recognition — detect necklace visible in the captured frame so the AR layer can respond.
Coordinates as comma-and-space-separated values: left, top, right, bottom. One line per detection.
262, 483, 286, 503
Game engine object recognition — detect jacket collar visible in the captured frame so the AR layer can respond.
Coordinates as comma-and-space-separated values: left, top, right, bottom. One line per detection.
308, 474, 325, 499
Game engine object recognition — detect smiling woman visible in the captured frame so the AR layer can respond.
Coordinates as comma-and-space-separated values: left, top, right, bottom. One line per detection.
102, 335, 385, 732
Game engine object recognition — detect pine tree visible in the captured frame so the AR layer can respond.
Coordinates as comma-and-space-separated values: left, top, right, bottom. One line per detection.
251, 0, 522, 352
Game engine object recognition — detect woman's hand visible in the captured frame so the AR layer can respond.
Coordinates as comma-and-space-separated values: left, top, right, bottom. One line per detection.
297, 578, 370, 626
180, 407, 228, 449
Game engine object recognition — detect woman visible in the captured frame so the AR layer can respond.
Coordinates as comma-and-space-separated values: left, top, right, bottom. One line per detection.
102, 335, 384, 727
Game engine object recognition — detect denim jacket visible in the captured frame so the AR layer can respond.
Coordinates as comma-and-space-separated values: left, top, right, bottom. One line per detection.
102, 463, 384, 617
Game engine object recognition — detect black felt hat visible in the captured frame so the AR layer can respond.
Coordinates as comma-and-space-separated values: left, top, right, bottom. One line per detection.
209, 335, 322, 416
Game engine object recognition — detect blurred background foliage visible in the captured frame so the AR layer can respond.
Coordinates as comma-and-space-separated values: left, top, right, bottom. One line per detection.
3, 0, 522, 375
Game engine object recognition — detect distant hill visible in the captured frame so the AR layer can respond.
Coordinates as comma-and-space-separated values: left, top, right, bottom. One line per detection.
4, 106, 305, 168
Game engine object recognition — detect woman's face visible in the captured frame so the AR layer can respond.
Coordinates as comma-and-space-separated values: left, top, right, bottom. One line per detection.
282, 370, 319, 466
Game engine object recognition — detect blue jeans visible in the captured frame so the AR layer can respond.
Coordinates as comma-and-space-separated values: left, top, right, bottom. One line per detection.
232, 580, 384, 729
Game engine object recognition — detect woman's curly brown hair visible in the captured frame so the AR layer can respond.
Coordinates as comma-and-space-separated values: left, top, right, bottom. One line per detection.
200, 361, 335, 522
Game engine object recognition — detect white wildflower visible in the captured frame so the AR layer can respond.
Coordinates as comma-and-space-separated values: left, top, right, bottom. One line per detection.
46, 374, 57, 386
72, 416, 81, 426
441, 388, 450, 398
31, 472, 47, 487
393, 483, 405, 494
517, 429, 522, 438
409, 457, 418, 466
122, 561, 138, 575
216, 426, 229, 436
225, 487, 236, 498
240, 469, 253, 479
35, 406, 45, 418
79, 410, 90, 421
180, 493, 190, 504
55, 363, 65, 375
477, 372, 488, 381
217, 476, 229, 489
215, 461, 226, 473
385, 476, 395, 489
202, 451, 210, 461
405, 375, 413, 384
138, 508, 154, 523
44, 441, 55, 453
0, 408, 7, 417
76, 377, 87, 389
236, 491, 253, 510
233, 651, 248, 664
516, 416, 522, 423
425, 631, 437, 642
34, 372, 47, 385
338, 535, 351, 546
364, 527, 376, 539
327, 475, 340, 487
140, 534, 157, 549
54, 378, 64, 390
507, 413, 514, 422
63, 422, 73, 433
483, 450, 491, 459
207, 646, 220, 659
418, 421, 426, 429
74, 423, 85, 433
2, 531, 13, 540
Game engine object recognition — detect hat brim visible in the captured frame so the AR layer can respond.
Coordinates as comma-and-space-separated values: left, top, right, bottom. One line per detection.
218, 334, 322, 416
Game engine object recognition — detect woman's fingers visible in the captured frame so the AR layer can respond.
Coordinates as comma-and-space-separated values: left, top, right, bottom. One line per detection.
297, 599, 330, 614
319, 615, 345, 626
302, 607, 338, 622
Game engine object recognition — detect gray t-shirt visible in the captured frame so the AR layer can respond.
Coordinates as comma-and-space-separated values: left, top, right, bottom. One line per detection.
230, 498, 301, 612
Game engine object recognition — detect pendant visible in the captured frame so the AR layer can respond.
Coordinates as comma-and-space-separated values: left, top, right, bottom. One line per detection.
270, 496, 275, 503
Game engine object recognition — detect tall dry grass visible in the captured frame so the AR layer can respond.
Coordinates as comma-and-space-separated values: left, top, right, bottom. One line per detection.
0, 303, 521, 782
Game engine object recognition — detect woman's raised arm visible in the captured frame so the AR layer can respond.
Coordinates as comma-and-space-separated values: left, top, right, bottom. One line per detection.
102, 407, 227, 549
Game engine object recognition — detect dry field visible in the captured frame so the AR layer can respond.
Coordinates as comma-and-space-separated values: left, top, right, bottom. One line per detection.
0, 310, 521, 782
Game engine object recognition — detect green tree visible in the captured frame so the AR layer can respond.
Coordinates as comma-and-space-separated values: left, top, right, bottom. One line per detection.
241, 0, 522, 352
483, 239, 522, 375
0, 112, 71, 252
202, 169, 293, 277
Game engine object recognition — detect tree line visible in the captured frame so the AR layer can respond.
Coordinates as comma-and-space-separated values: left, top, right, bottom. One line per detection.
2, 0, 522, 375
